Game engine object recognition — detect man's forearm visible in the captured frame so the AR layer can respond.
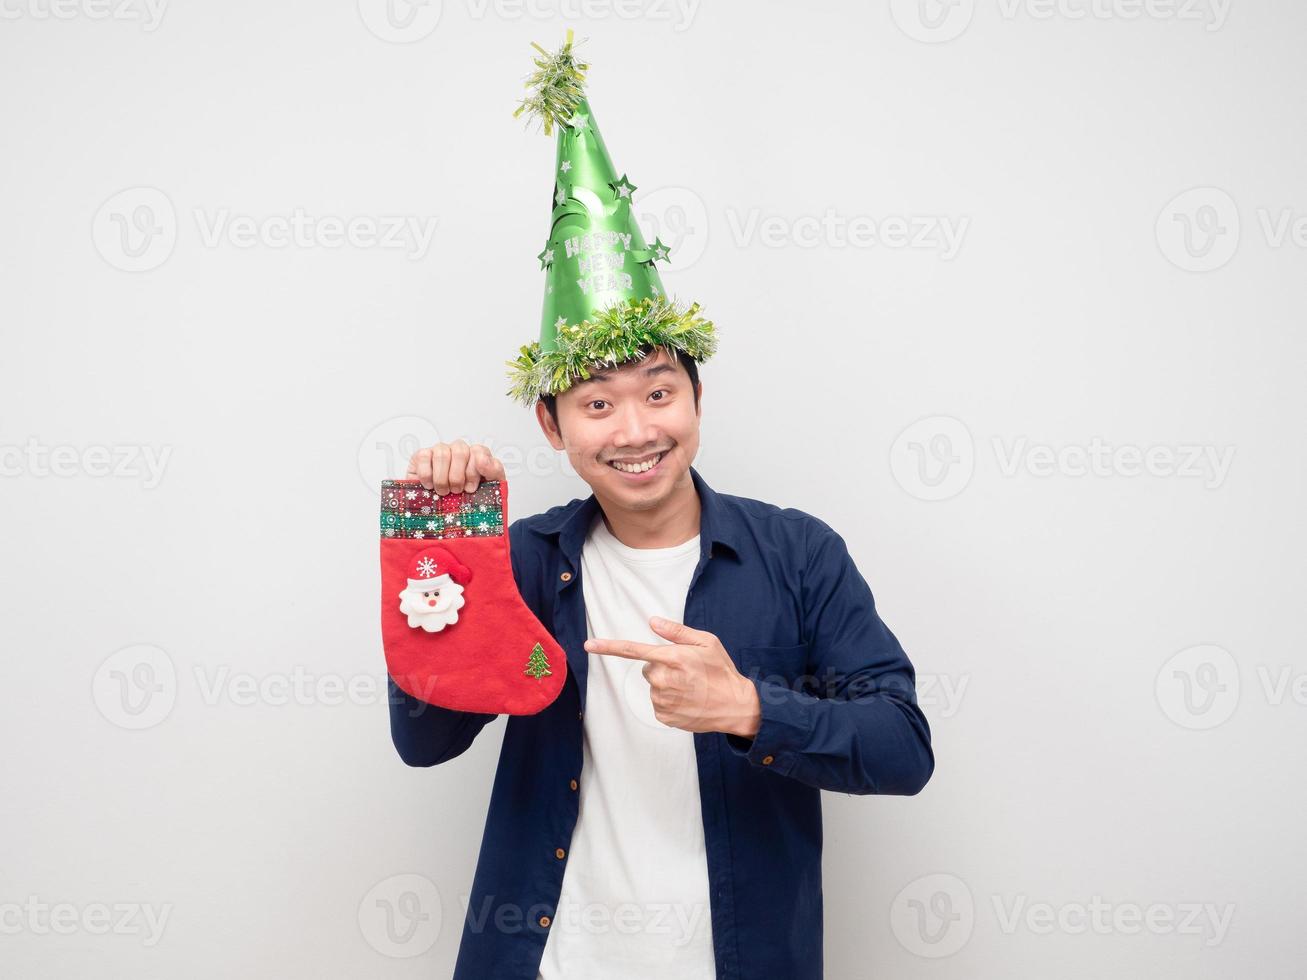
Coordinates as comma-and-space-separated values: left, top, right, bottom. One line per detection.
388, 677, 497, 767
724, 676, 934, 795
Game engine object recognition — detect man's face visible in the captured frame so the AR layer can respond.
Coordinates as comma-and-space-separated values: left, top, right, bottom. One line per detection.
537, 347, 702, 511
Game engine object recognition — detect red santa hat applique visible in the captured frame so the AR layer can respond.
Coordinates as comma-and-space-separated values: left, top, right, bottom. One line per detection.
406, 546, 473, 592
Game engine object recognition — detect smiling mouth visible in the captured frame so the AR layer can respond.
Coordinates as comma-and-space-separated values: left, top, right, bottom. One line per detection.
608, 451, 666, 475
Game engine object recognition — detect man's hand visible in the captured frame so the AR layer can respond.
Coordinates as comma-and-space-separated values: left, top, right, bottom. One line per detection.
406, 440, 506, 496
585, 618, 762, 738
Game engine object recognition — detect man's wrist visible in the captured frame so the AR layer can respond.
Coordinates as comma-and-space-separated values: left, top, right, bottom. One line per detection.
724, 673, 762, 739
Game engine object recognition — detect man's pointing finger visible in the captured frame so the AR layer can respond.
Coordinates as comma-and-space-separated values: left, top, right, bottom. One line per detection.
584, 638, 677, 664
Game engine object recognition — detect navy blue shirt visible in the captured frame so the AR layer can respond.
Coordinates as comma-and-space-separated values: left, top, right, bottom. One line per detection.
389, 466, 934, 980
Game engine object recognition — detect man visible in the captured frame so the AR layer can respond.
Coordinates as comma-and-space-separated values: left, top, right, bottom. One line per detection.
387, 35, 934, 979
391, 350, 935, 980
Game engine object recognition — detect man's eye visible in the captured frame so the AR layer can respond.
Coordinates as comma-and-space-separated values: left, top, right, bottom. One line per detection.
589, 400, 607, 410
650, 389, 668, 401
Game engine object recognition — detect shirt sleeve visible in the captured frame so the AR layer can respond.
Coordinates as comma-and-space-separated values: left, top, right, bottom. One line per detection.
723, 520, 935, 796
388, 679, 498, 767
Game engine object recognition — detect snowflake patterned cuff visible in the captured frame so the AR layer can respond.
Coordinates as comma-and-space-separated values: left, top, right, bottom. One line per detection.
379, 480, 506, 540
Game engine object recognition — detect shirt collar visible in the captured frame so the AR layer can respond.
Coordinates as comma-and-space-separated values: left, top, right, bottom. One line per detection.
533, 465, 741, 566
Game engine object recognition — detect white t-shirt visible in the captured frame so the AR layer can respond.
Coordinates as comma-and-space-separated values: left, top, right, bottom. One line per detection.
536, 511, 717, 980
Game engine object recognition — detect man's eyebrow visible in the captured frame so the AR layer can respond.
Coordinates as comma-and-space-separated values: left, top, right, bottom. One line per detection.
571, 363, 678, 390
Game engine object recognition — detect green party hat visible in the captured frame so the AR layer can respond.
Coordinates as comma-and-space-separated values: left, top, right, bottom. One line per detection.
506, 31, 717, 406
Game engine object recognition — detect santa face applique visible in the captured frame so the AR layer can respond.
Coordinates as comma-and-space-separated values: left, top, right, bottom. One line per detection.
398, 547, 472, 633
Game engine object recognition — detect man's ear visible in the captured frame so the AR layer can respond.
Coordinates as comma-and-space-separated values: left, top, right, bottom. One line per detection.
536, 400, 564, 450
694, 380, 703, 419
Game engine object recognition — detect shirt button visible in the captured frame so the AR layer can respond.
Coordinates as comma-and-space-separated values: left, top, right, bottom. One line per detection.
560, 571, 572, 582
539, 915, 552, 928
555, 848, 566, 859
570, 779, 578, 791
762, 755, 775, 765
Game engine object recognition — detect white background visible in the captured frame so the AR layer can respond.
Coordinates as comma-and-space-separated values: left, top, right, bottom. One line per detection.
2, 0, 1303, 976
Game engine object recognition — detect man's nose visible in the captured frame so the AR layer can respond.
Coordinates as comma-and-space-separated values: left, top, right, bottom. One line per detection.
614, 402, 657, 447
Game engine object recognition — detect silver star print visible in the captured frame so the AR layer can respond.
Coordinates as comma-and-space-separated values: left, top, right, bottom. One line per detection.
555, 316, 567, 329
555, 185, 567, 206
560, 160, 572, 173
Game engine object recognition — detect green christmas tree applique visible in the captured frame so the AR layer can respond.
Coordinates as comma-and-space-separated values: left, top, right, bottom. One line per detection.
524, 642, 553, 680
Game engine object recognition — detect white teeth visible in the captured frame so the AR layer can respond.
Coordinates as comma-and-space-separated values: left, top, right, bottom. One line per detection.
610, 452, 663, 474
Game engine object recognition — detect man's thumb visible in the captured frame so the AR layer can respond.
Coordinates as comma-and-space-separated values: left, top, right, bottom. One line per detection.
650, 616, 690, 641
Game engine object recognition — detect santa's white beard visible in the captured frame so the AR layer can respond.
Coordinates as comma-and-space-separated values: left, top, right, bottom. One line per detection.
398, 583, 466, 632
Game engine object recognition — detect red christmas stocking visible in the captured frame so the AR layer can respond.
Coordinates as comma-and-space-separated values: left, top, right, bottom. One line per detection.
379, 478, 567, 715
